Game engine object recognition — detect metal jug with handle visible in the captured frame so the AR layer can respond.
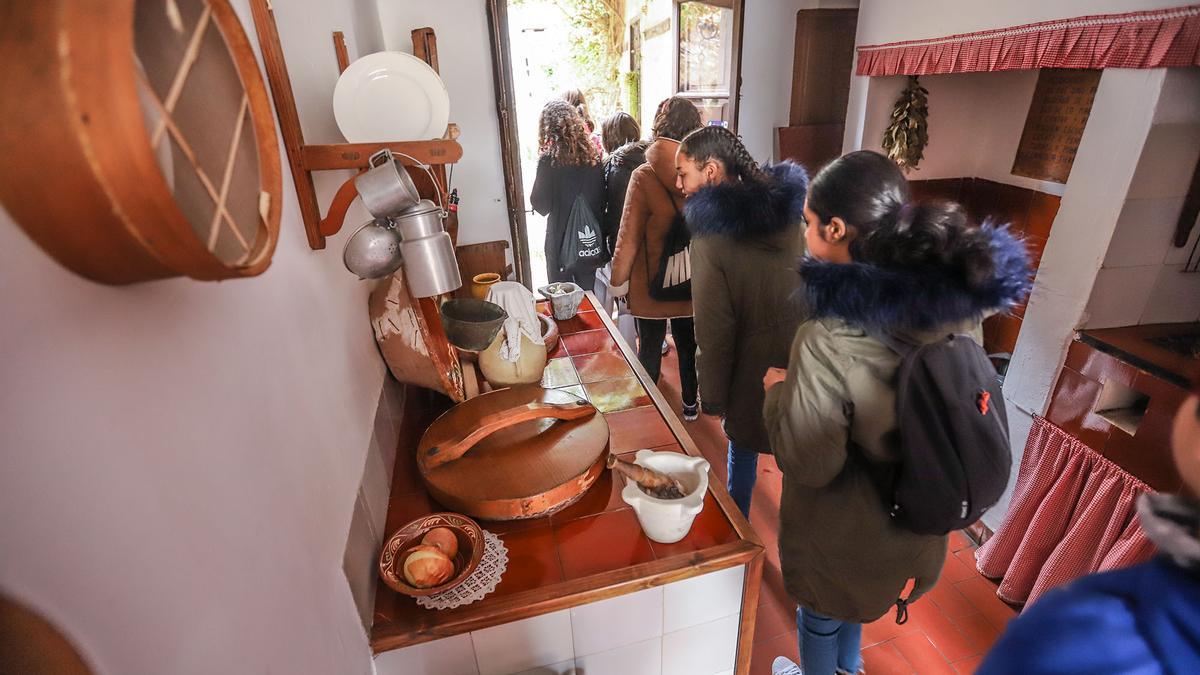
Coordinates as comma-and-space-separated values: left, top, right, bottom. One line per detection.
354, 149, 422, 218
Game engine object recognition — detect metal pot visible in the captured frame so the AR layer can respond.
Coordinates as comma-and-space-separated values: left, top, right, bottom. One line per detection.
343, 218, 403, 279
394, 199, 461, 297
354, 149, 422, 218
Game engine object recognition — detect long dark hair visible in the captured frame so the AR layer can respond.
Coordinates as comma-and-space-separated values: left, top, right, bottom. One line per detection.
808, 150, 995, 288
538, 100, 599, 167
678, 126, 768, 183
601, 112, 640, 153
561, 88, 595, 133
651, 97, 703, 141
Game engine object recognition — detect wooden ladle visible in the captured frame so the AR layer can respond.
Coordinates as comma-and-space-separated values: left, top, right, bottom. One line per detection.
417, 398, 596, 473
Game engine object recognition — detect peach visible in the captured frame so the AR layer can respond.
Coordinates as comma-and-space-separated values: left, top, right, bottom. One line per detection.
402, 545, 455, 588
421, 527, 460, 559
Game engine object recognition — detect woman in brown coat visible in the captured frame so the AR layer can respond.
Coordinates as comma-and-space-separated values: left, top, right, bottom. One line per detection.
610, 97, 703, 418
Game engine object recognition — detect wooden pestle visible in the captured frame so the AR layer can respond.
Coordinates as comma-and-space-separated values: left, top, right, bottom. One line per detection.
606, 454, 686, 499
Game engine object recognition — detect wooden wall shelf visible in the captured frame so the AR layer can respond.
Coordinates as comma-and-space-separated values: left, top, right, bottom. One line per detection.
247, 0, 459, 250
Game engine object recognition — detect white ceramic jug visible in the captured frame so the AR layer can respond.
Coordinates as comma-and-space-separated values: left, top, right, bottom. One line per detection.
620, 450, 710, 544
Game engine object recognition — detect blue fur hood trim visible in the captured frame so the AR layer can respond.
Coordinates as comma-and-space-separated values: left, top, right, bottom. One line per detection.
800, 224, 1033, 332
684, 161, 809, 239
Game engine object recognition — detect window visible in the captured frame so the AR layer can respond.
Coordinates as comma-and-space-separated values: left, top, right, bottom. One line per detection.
676, 1, 734, 125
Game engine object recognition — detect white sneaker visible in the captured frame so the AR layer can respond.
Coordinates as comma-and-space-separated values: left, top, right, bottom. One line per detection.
772, 656, 803, 675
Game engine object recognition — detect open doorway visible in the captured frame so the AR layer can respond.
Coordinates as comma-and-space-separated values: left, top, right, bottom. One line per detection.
487, 0, 744, 290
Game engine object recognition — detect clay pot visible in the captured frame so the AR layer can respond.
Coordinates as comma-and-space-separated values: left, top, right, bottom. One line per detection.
478, 330, 548, 388
471, 273, 502, 300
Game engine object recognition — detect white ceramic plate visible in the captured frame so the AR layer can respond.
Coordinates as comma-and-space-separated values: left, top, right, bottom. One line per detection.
333, 52, 450, 142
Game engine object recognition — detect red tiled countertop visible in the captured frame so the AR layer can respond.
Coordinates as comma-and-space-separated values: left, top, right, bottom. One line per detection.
371, 293, 764, 659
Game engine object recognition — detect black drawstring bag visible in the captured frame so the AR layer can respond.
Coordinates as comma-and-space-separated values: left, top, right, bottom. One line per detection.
643, 176, 691, 302
559, 194, 607, 273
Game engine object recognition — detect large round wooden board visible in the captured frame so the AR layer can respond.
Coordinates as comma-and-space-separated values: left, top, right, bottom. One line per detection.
418, 385, 610, 520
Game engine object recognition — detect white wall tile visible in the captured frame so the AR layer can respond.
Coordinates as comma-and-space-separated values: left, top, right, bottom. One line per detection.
1126, 123, 1200, 200
1165, 210, 1200, 265
571, 586, 663, 657
1082, 266, 1160, 329
661, 614, 740, 675
513, 659, 578, 675
472, 610, 574, 675
343, 492, 379, 630
1141, 264, 1200, 324
663, 565, 745, 634
1103, 197, 1185, 268
574, 637, 662, 675
374, 633, 479, 675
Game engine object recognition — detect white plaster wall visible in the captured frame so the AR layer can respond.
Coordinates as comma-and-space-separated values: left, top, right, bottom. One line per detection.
0, 2, 386, 673
739, 0, 859, 163
372, 1, 513, 249
1084, 68, 1200, 329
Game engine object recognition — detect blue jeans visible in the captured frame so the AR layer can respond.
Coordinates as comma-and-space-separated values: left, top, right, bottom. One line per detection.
726, 442, 759, 518
799, 607, 863, 675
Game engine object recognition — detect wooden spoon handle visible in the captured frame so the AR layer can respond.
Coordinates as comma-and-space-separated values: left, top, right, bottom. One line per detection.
419, 399, 596, 472
319, 175, 360, 237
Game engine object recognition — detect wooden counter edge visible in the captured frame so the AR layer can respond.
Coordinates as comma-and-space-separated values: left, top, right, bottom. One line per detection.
588, 292, 764, 548
370, 539, 764, 654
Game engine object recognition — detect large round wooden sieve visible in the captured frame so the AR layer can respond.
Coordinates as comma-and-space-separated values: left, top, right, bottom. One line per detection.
417, 385, 610, 520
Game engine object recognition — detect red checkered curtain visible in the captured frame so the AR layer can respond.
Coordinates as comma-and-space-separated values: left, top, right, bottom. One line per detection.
856, 5, 1200, 76
975, 417, 1157, 607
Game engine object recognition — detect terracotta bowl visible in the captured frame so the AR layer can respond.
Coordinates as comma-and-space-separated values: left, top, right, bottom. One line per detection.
379, 512, 484, 597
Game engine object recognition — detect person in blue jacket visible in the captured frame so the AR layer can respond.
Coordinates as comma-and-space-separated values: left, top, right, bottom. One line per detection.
978, 380, 1200, 675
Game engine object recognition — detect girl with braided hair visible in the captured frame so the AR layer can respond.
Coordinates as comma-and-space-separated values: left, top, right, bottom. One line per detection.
610, 97, 704, 421
531, 99, 604, 290
675, 125, 809, 518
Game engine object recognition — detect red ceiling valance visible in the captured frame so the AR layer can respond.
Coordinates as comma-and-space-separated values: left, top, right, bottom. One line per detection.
856, 5, 1200, 76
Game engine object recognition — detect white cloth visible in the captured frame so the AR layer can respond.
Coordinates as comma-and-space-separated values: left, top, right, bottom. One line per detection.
486, 281, 544, 363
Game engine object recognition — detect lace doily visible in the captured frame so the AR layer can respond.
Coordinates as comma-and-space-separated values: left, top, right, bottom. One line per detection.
416, 530, 508, 610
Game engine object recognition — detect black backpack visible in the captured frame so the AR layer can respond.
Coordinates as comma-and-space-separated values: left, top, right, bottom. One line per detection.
559, 194, 607, 273
642, 175, 691, 302
870, 331, 1012, 535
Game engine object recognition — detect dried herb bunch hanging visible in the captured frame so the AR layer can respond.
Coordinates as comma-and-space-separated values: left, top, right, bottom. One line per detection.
882, 75, 929, 172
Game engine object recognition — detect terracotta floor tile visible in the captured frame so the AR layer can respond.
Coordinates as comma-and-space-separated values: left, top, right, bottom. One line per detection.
541, 357, 580, 388
549, 466, 630, 524
950, 612, 1001, 655
907, 599, 977, 663
492, 524, 563, 597
926, 577, 978, 619
606, 406, 675, 453
954, 577, 1017, 632
754, 588, 797, 642
749, 631, 799, 675
954, 547, 981, 574
861, 641, 916, 675
948, 530, 973, 553
940, 547, 979, 584
862, 611, 921, 648
891, 633, 957, 675
953, 654, 985, 674
563, 329, 620, 356
552, 509, 655, 580
583, 377, 652, 413
556, 310, 605, 334
647, 493, 739, 558
572, 351, 632, 384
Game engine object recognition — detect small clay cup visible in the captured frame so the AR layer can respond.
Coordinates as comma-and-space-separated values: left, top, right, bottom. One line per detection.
470, 273, 502, 300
